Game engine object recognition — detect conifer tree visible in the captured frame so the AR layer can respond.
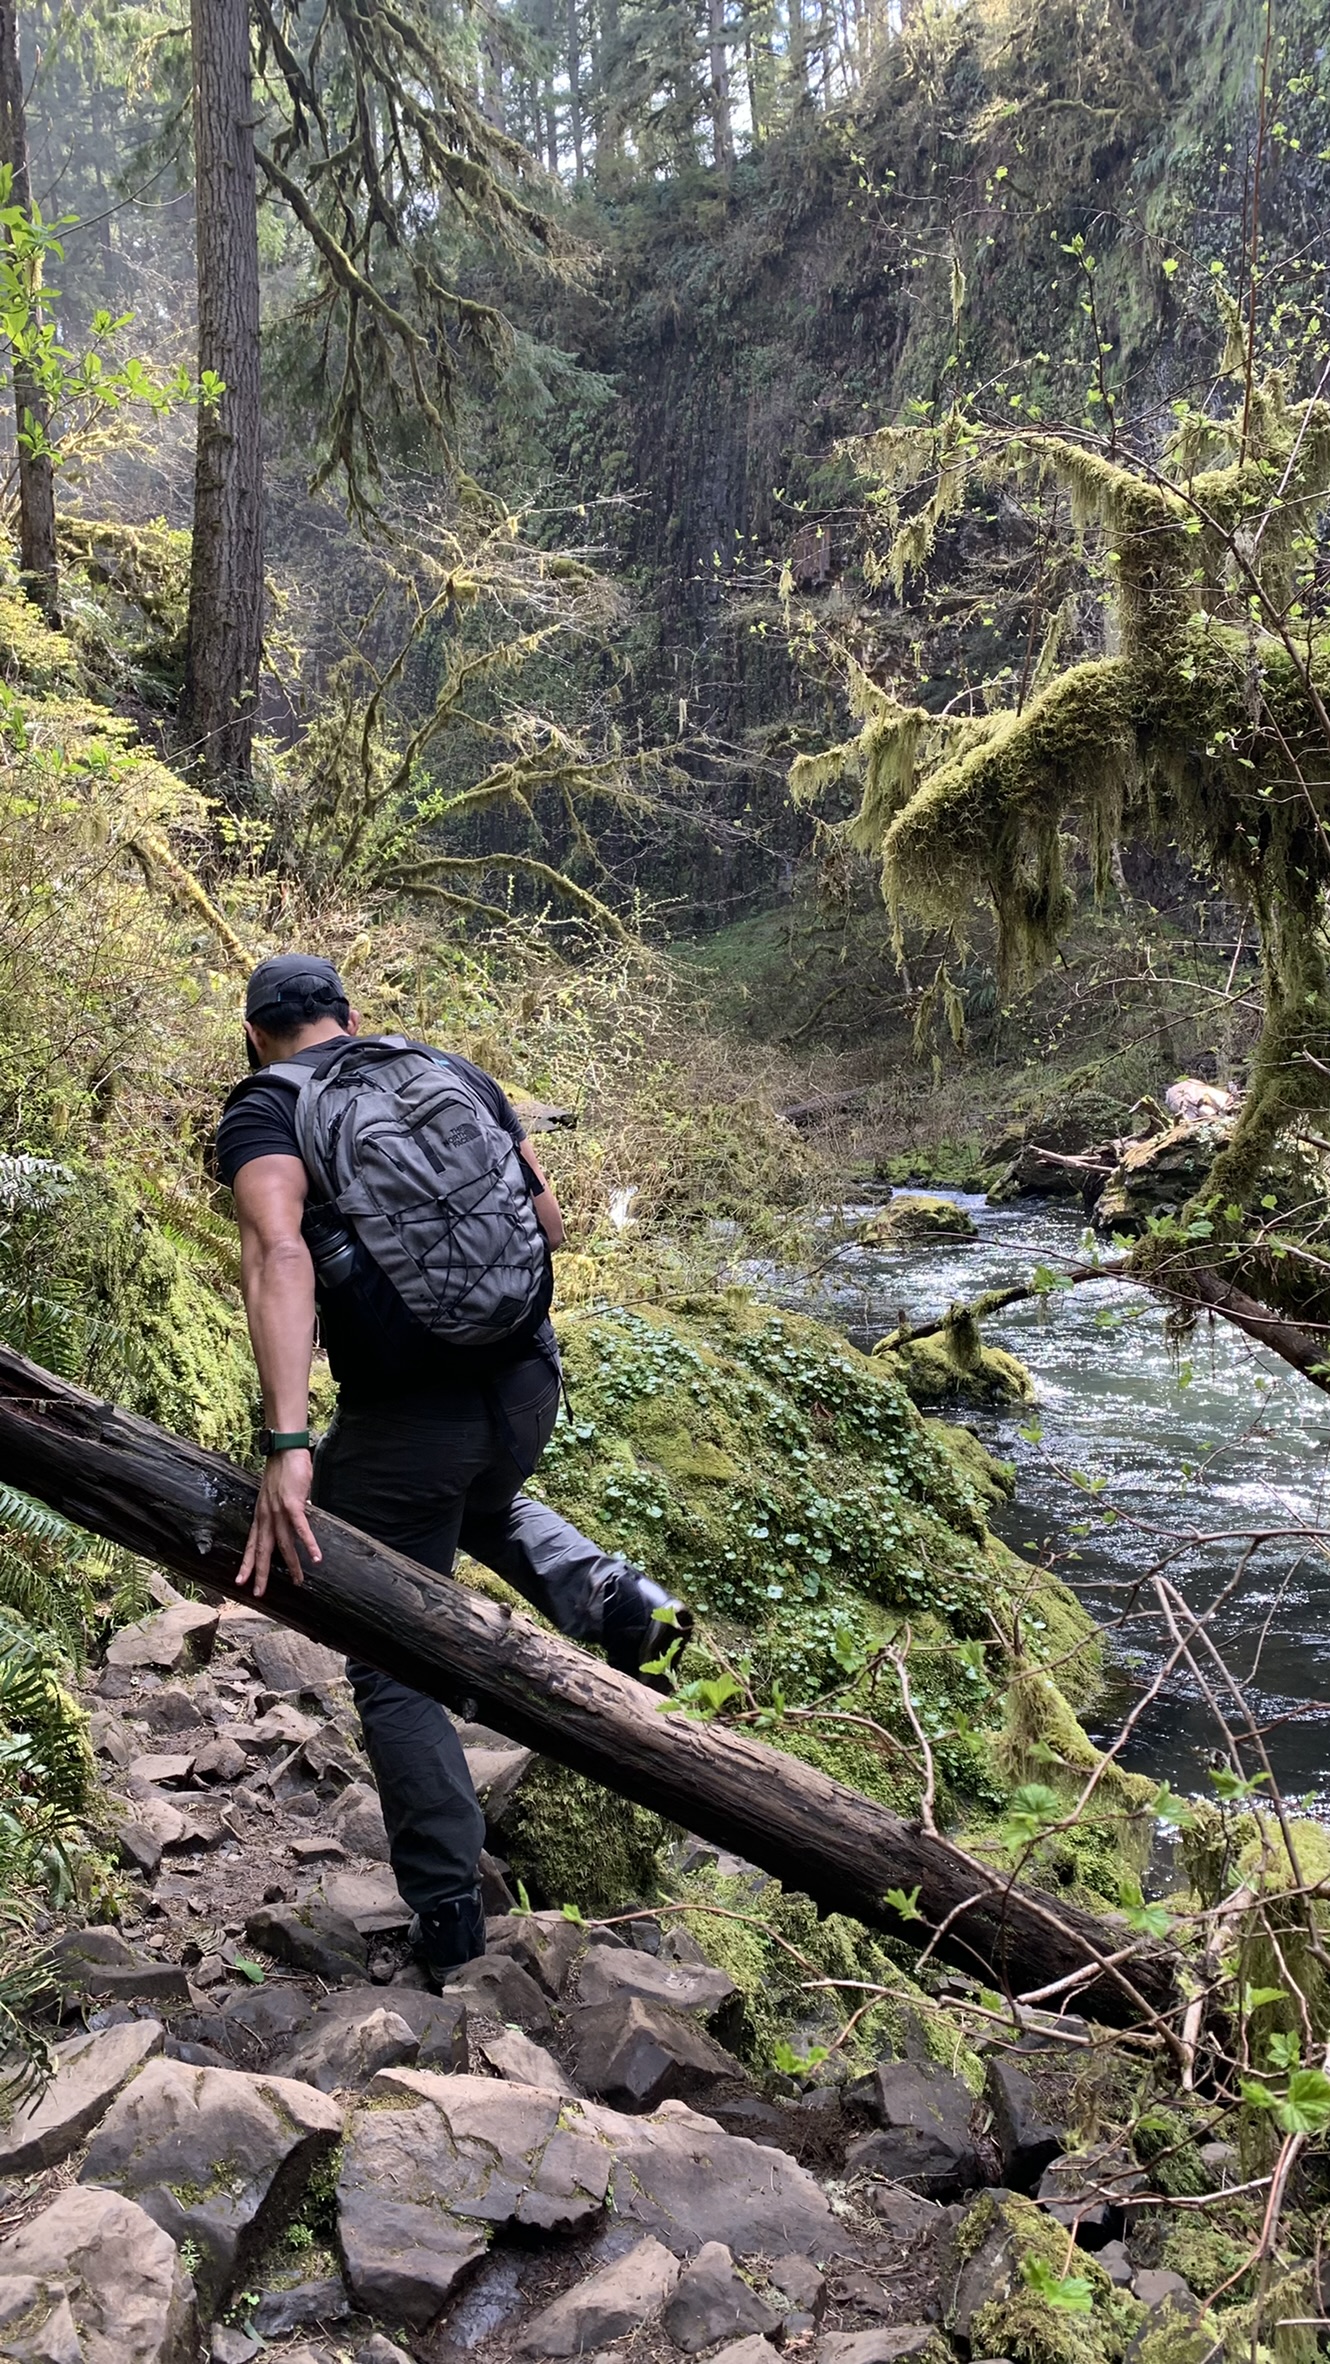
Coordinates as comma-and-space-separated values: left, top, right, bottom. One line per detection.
0, 2, 57, 620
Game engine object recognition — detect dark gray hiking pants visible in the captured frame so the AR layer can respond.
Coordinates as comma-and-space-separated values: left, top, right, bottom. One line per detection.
310, 1347, 625, 1914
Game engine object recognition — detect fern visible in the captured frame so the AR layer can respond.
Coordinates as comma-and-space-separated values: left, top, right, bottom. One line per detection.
0, 1485, 85, 1554
0, 1485, 101, 1658
0, 1917, 55, 2113
0, 1156, 71, 1217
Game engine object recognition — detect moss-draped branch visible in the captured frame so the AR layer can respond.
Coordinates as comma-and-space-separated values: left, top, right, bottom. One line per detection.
799, 376, 1330, 1348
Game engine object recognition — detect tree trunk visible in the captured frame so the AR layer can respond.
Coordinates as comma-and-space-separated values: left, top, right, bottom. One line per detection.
788, 0, 808, 98
0, 1340, 1179, 2029
566, 0, 584, 181
481, 3, 505, 131
594, 0, 622, 171
708, 0, 733, 171
182, 0, 264, 797
0, 3, 57, 621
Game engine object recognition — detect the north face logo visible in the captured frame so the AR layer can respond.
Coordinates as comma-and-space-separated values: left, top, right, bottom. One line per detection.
443, 1122, 482, 1148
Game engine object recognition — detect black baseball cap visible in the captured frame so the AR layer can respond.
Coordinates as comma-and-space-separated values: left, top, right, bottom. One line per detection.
244, 953, 348, 1022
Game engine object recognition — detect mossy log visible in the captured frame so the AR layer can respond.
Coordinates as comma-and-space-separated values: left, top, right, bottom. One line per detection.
0, 1341, 1179, 2026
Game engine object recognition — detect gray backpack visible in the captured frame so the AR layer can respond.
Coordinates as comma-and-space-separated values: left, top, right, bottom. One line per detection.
266, 1036, 551, 1350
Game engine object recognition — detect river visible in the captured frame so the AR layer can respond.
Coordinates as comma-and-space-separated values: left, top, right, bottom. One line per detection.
742, 1192, 1330, 1818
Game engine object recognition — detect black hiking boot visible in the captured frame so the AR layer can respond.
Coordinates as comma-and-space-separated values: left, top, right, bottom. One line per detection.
601, 1565, 692, 1692
409, 1885, 486, 1989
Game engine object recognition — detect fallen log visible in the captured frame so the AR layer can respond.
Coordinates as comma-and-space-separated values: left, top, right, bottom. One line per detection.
0, 1342, 1178, 2028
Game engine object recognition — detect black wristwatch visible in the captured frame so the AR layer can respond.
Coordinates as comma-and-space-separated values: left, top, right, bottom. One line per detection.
259, 1428, 311, 1456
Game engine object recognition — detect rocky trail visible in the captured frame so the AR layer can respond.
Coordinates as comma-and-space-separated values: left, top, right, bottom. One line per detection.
0, 1586, 1241, 2364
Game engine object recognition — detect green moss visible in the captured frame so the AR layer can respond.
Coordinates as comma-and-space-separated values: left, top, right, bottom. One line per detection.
497, 1759, 671, 1917
921, 1419, 1016, 1515
1160, 2218, 1254, 2302
1132, 2107, 1210, 2198
859, 1192, 979, 1243
955, 2191, 1147, 2364
673, 1861, 984, 2083
0, 578, 81, 691
881, 1307, 1036, 1410
74, 1170, 255, 1454
531, 1288, 1129, 1891
1128, 2310, 1232, 2364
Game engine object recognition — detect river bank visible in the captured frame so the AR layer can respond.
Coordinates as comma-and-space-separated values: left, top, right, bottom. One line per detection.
735, 1190, 1330, 1822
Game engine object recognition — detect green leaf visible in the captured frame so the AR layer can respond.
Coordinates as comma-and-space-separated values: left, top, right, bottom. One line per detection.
771, 2038, 830, 2075
560, 1902, 586, 1924
1003, 1784, 1063, 1847
1208, 1766, 1268, 1802
232, 1957, 265, 1984
1021, 2257, 1094, 2314
1149, 1783, 1196, 1831
1242, 1985, 1286, 2013
514, 1877, 533, 1915
1116, 1877, 1173, 1938
1277, 2068, 1330, 2131
884, 1885, 924, 1922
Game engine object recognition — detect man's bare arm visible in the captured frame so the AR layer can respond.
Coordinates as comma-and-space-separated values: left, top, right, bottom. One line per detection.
519, 1140, 566, 1249
232, 1154, 322, 1597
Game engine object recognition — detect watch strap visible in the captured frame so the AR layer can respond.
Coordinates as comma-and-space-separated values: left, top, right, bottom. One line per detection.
260, 1428, 311, 1455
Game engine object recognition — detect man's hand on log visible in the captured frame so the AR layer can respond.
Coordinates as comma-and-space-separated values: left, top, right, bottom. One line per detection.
237, 1450, 321, 1598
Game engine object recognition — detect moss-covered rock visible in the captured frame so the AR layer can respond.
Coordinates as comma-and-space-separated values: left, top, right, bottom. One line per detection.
859, 1191, 979, 1244
879, 1305, 1036, 1410
670, 1856, 985, 2081
951, 2190, 1146, 2364
493, 1759, 671, 1918
529, 1288, 1137, 1903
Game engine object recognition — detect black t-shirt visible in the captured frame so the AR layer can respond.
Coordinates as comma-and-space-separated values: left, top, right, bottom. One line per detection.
214, 1038, 548, 1404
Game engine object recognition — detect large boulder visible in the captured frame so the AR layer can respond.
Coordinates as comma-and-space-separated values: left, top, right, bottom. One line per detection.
105, 1603, 218, 1673
247, 1628, 344, 1695
877, 1307, 1034, 1411
336, 2071, 611, 2326
569, 1992, 744, 2113
478, 2029, 578, 2095
948, 2189, 1142, 2361
243, 1900, 367, 1983
844, 2061, 984, 2199
51, 1929, 190, 2009
514, 2236, 680, 2356
858, 1194, 978, 1246
662, 2241, 782, 2354
574, 1944, 742, 2041
484, 1909, 588, 1998
442, 1954, 553, 2032
274, 2002, 419, 2094
79, 2058, 343, 2312
275, 1986, 468, 2090
1035, 2143, 1146, 2247
0, 2021, 164, 2175
332, 1784, 390, 1861
985, 2054, 1067, 2191
589, 2097, 839, 2259
336, 2074, 840, 2327
1091, 1121, 1226, 1235
0, 2187, 196, 2364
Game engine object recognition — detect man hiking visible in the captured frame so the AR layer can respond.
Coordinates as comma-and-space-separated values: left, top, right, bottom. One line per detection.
214, 953, 686, 1982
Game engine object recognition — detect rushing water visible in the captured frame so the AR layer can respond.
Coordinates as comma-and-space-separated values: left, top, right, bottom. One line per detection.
741, 1192, 1330, 1817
